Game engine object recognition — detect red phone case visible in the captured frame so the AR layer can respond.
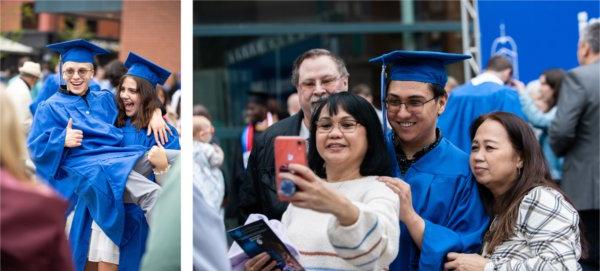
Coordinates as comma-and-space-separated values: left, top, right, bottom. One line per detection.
274, 136, 307, 201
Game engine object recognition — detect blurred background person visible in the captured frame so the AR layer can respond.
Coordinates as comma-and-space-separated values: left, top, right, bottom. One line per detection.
286, 92, 301, 116
193, 159, 231, 271
515, 69, 566, 181
350, 83, 383, 123
232, 91, 276, 223
550, 19, 600, 270
0, 90, 74, 271
193, 115, 225, 216
5, 61, 41, 134
103, 59, 127, 94
438, 55, 526, 153
141, 160, 182, 271
444, 75, 459, 94
267, 94, 289, 121
445, 112, 584, 271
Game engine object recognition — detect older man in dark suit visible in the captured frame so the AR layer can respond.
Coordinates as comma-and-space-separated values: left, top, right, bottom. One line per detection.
238, 48, 349, 221
550, 19, 600, 269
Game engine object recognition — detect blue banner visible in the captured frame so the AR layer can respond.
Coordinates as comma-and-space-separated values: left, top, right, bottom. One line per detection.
479, 1, 599, 83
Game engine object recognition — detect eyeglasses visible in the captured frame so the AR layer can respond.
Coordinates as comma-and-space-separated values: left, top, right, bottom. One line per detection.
299, 76, 341, 91
315, 119, 360, 134
385, 96, 436, 113
63, 68, 93, 78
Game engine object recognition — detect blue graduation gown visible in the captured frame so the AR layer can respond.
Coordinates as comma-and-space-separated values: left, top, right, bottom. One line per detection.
27, 89, 147, 271
121, 119, 180, 150
385, 132, 489, 271
438, 82, 526, 153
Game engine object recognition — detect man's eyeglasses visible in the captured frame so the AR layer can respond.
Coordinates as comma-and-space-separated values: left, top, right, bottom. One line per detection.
385, 97, 436, 113
63, 68, 93, 78
315, 119, 360, 134
300, 76, 340, 91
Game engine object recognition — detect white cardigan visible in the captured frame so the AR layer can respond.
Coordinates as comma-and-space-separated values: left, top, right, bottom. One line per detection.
281, 176, 400, 271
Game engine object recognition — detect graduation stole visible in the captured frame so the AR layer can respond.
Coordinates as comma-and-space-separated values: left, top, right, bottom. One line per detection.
241, 123, 254, 154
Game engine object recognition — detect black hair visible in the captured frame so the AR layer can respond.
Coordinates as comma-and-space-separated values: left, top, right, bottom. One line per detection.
308, 92, 393, 178
541, 68, 565, 108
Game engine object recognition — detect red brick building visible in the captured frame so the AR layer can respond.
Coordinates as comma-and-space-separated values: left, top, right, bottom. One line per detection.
121, 0, 180, 73
1, 0, 180, 73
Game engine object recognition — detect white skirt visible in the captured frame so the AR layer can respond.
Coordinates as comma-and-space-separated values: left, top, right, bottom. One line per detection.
66, 211, 120, 264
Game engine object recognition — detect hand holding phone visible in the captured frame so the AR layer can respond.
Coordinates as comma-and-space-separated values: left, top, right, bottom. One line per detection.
274, 136, 307, 201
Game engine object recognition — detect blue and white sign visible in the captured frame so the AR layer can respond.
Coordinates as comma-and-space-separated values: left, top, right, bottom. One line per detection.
479, 1, 599, 83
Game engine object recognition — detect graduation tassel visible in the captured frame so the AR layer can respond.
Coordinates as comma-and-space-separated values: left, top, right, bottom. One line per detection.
380, 62, 388, 137
58, 55, 66, 90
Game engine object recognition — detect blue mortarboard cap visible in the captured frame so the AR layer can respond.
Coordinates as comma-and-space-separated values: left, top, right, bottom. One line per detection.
124, 52, 171, 86
47, 39, 109, 63
369, 50, 470, 87
370, 50, 470, 144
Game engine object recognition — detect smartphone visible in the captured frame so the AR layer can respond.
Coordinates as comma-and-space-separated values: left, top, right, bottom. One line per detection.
274, 136, 307, 201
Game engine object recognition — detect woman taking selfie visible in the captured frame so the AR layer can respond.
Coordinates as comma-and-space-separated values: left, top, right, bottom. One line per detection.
445, 112, 585, 271
244, 92, 400, 271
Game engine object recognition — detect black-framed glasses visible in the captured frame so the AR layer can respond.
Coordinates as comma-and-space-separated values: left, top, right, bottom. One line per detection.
385, 96, 436, 113
62, 68, 93, 78
299, 76, 341, 91
315, 119, 360, 134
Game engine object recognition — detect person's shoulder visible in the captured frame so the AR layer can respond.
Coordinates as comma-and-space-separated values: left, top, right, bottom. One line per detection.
1, 173, 67, 224
354, 176, 398, 199
425, 138, 471, 175
522, 186, 575, 211
495, 85, 519, 97
361, 176, 390, 190
42, 91, 68, 107
448, 83, 473, 96
518, 186, 578, 226
567, 61, 599, 85
90, 88, 113, 97
570, 61, 599, 74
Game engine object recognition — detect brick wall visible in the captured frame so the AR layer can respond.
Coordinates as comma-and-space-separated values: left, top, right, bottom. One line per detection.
120, 0, 180, 73
97, 19, 120, 39
38, 13, 58, 32
0, 0, 27, 32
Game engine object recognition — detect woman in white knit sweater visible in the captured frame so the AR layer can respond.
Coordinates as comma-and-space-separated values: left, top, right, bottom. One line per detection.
245, 92, 400, 271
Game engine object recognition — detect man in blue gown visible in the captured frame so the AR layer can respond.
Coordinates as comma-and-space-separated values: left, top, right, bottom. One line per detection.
370, 51, 490, 270
30, 72, 101, 116
27, 39, 166, 271
437, 55, 526, 152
